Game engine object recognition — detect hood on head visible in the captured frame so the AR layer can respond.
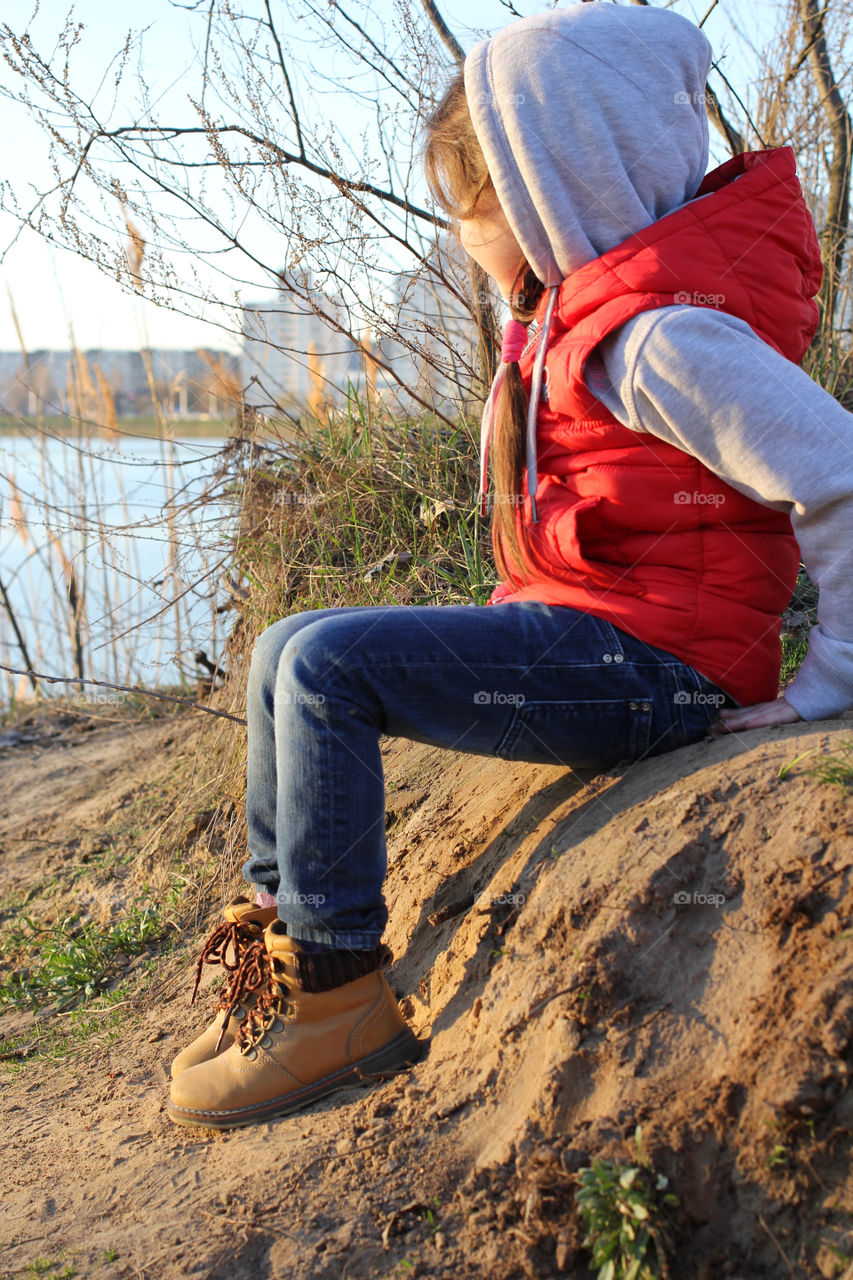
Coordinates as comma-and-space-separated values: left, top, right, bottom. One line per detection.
464, 4, 713, 286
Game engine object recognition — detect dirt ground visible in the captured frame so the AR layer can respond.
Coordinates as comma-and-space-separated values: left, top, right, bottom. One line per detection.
1, 700, 852, 1279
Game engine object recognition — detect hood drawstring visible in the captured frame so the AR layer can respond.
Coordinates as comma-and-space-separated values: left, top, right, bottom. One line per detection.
525, 285, 559, 523
479, 284, 560, 523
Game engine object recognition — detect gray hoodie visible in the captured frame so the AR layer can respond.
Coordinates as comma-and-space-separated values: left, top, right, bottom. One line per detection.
464, 4, 853, 721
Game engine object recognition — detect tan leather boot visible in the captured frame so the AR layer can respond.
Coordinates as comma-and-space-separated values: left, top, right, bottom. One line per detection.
170, 896, 279, 1079
167, 922, 421, 1129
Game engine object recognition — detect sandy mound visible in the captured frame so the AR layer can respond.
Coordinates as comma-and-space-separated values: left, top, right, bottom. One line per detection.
1, 708, 852, 1279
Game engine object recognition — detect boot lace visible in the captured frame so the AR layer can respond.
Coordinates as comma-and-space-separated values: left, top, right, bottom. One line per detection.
190, 916, 260, 1005
221, 939, 294, 1054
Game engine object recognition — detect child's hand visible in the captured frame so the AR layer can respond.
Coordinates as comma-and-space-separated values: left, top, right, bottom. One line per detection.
709, 697, 801, 735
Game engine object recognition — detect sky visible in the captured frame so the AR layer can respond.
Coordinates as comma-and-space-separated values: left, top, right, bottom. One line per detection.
0, 0, 775, 356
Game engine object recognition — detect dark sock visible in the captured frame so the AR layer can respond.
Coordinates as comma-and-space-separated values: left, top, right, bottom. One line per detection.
291, 943, 392, 993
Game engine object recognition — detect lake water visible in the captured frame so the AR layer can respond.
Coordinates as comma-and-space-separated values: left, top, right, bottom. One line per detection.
0, 431, 240, 709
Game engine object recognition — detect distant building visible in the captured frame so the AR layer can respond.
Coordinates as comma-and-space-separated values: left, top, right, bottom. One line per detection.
241, 251, 483, 419
0, 245, 484, 424
241, 275, 364, 414
376, 238, 482, 414
0, 348, 241, 419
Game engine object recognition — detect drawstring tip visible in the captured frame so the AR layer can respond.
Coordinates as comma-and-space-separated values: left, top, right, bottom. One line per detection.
530, 495, 538, 523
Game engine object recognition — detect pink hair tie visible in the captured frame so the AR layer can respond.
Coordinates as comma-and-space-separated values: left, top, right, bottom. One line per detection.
501, 319, 528, 364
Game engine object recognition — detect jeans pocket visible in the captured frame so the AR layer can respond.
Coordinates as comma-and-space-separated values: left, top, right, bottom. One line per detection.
654, 665, 734, 756
495, 698, 654, 768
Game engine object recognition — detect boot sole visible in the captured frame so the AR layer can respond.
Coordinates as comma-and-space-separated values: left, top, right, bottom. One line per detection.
166, 1028, 423, 1130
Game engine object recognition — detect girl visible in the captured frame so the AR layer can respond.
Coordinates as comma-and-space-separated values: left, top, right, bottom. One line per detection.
167, 4, 853, 1129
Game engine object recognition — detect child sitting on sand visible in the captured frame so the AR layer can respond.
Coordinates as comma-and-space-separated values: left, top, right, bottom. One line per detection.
166, 3, 852, 1130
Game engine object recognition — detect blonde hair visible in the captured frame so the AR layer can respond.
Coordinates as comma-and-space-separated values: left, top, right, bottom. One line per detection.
423, 71, 544, 583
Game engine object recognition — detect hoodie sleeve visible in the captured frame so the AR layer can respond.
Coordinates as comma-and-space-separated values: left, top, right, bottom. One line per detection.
585, 304, 853, 720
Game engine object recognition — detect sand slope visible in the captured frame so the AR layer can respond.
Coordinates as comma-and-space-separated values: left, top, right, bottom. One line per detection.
1, 708, 852, 1279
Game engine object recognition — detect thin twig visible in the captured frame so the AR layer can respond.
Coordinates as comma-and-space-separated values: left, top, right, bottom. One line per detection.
264, 0, 306, 159
0, 663, 247, 725
757, 1213, 796, 1278
698, 0, 719, 28
0, 574, 38, 690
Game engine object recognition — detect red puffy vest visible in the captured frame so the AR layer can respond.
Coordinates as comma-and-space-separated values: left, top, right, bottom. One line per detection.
491, 147, 823, 707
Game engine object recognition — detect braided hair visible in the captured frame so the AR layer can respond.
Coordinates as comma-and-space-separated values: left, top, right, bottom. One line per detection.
423, 72, 544, 583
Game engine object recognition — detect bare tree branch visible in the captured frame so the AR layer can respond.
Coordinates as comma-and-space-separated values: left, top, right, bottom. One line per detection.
263, 0, 306, 161
420, 0, 464, 64
704, 78, 745, 154
798, 0, 853, 335
698, 0, 719, 28
323, 0, 421, 95
61, 122, 444, 227
0, 663, 248, 723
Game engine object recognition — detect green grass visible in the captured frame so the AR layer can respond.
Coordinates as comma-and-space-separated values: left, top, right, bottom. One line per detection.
0, 984, 136, 1072
576, 1127, 678, 1280
804, 737, 853, 792
779, 737, 853, 791
780, 633, 810, 686
780, 565, 818, 686
0, 1255, 78, 1279
0, 903, 164, 1012
230, 399, 495, 627
26, 1260, 76, 1279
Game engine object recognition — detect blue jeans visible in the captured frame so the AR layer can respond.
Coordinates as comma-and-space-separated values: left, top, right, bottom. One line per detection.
242, 602, 735, 949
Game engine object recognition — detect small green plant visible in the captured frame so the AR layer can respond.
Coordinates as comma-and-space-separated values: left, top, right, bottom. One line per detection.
0, 984, 132, 1073
25, 1260, 76, 1279
424, 1197, 442, 1239
576, 1127, 678, 1280
0, 903, 163, 1012
804, 737, 853, 793
99, 1248, 118, 1264
765, 1144, 788, 1171
778, 747, 820, 781
778, 737, 853, 792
